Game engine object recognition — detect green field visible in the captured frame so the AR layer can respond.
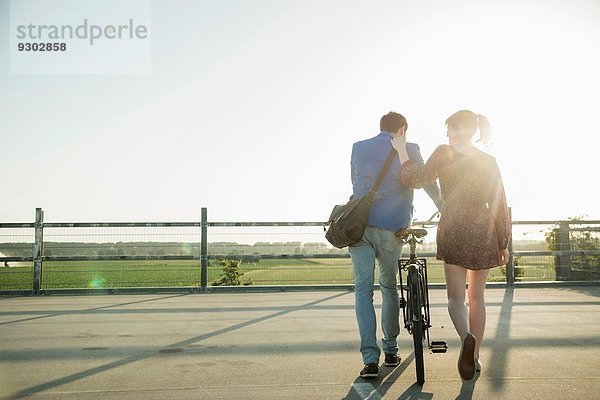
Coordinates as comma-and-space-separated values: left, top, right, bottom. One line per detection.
0, 256, 557, 291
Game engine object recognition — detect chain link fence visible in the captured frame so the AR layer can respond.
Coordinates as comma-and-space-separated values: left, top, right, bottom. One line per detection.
1, 209, 599, 293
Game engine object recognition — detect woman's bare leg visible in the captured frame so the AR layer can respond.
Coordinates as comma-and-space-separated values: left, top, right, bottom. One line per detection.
467, 268, 490, 359
444, 263, 468, 337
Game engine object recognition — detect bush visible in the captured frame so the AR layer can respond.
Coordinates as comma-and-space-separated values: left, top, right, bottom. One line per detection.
500, 255, 525, 281
211, 259, 253, 286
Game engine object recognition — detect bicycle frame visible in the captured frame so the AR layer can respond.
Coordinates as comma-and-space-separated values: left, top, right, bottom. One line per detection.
398, 235, 432, 349
396, 214, 447, 385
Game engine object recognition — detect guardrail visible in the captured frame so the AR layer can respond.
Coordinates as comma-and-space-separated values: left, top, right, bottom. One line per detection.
1, 208, 599, 293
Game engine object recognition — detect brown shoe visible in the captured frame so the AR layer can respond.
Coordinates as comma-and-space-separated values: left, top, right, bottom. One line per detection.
458, 333, 476, 380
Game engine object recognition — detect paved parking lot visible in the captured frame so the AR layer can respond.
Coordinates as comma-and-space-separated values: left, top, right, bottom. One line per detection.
1, 286, 599, 399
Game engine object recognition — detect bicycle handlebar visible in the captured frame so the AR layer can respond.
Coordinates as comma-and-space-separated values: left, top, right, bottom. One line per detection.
424, 211, 440, 225
413, 211, 440, 229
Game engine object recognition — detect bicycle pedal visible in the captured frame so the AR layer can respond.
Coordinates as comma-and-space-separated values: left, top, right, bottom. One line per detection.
430, 340, 448, 353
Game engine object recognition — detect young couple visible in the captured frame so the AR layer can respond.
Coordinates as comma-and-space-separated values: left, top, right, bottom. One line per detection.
349, 110, 510, 381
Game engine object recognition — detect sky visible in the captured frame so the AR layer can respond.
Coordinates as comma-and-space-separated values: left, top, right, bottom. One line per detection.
1, 0, 599, 224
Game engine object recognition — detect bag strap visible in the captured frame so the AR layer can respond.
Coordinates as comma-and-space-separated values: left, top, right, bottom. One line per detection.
368, 148, 397, 196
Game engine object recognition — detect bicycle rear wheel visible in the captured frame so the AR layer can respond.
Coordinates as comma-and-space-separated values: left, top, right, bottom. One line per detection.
409, 270, 425, 385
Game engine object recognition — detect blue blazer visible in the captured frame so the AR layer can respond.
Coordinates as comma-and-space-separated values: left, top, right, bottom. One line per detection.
351, 131, 442, 231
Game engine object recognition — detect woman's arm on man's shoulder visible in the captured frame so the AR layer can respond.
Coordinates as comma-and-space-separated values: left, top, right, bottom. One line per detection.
393, 142, 447, 189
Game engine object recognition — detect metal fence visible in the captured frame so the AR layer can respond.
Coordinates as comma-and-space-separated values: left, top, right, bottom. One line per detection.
1, 208, 599, 294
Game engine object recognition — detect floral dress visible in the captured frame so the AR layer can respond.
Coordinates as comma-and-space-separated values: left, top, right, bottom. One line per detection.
401, 145, 510, 270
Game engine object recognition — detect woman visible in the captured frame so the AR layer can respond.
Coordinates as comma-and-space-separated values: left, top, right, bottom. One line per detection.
392, 110, 510, 381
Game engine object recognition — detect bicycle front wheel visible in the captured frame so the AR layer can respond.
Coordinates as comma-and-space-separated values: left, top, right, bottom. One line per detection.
409, 270, 425, 385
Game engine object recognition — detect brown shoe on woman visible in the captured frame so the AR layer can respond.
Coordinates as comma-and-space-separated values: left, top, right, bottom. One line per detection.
458, 333, 476, 380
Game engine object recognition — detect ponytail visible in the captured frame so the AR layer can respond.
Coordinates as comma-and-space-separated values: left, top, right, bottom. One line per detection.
446, 110, 493, 146
476, 114, 492, 146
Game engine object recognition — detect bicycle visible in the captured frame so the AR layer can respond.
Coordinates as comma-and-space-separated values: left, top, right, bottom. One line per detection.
396, 212, 447, 385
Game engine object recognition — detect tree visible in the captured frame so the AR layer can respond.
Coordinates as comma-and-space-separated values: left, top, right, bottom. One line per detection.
545, 216, 600, 281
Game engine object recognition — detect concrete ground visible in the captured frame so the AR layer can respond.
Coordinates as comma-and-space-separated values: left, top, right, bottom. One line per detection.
1, 286, 599, 399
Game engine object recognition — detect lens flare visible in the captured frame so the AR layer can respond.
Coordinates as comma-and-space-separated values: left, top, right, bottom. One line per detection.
180, 243, 192, 255
88, 276, 106, 288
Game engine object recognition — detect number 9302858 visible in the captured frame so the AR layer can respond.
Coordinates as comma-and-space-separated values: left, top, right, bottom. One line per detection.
17, 42, 66, 51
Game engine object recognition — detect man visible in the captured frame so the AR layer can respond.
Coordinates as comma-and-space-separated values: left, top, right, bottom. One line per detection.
350, 111, 442, 378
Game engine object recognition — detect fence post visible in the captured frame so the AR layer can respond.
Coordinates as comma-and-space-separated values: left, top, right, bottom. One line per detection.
200, 207, 208, 289
556, 221, 571, 281
506, 207, 514, 285
32, 207, 44, 294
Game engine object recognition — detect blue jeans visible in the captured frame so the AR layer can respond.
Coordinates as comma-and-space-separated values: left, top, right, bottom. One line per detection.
349, 226, 402, 364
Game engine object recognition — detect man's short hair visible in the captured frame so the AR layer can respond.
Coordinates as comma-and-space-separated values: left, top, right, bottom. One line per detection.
380, 112, 407, 133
